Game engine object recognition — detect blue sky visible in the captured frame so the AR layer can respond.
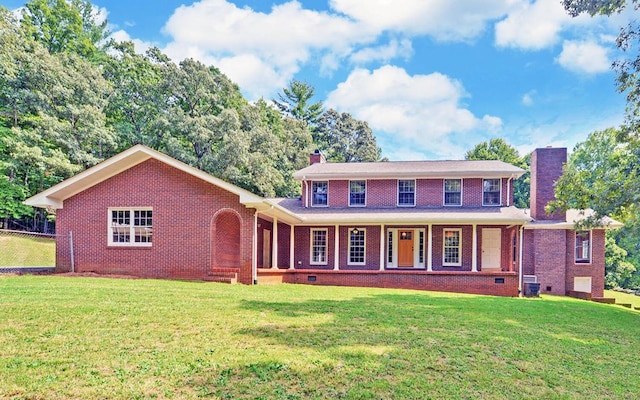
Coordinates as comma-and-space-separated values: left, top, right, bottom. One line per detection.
5, 0, 632, 160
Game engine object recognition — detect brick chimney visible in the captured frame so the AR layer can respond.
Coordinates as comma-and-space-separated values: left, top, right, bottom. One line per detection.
530, 147, 567, 221
309, 149, 326, 165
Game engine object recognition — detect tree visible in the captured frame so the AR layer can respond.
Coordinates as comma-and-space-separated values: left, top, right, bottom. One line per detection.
549, 127, 640, 289
562, 1, 640, 134
103, 42, 169, 151
273, 80, 324, 127
20, 0, 110, 61
465, 138, 530, 208
314, 109, 382, 162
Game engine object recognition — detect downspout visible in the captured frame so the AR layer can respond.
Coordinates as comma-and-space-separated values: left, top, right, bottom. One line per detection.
506, 176, 513, 207
253, 211, 258, 284
303, 178, 308, 208
518, 225, 524, 296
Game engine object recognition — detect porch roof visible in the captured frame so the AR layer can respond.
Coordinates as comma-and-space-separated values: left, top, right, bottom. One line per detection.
267, 198, 531, 225
293, 159, 525, 181
523, 209, 623, 229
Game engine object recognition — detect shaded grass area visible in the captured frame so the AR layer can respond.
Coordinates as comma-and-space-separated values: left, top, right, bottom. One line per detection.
605, 289, 640, 310
1, 275, 639, 399
0, 233, 55, 267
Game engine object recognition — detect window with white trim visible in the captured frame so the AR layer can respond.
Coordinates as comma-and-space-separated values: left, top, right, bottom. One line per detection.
348, 228, 366, 265
483, 179, 501, 206
311, 181, 328, 206
575, 231, 591, 264
444, 179, 462, 206
443, 228, 462, 266
310, 229, 328, 265
398, 179, 415, 206
349, 180, 366, 206
109, 208, 153, 246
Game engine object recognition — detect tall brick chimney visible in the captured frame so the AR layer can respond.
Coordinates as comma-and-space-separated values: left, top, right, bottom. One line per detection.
530, 147, 567, 221
309, 149, 326, 165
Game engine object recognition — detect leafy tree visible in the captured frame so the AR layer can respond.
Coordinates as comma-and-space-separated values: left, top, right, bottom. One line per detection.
103, 42, 169, 151
158, 58, 246, 169
549, 128, 640, 288
562, 1, 640, 134
273, 80, 324, 127
314, 109, 382, 162
465, 138, 530, 208
605, 233, 637, 288
20, 0, 110, 60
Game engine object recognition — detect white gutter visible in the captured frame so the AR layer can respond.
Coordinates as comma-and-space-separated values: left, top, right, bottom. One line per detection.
506, 176, 512, 207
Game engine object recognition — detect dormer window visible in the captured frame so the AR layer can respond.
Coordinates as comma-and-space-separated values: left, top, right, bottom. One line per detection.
444, 179, 462, 206
311, 181, 328, 206
398, 180, 415, 206
349, 180, 366, 206
483, 179, 501, 206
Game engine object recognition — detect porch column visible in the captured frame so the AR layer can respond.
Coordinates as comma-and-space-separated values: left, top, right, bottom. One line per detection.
427, 224, 433, 271
289, 225, 295, 269
334, 225, 340, 270
472, 224, 478, 272
379, 224, 385, 271
252, 211, 258, 284
271, 217, 278, 269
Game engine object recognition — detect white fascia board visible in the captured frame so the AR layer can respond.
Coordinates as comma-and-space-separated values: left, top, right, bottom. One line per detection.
293, 171, 524, 181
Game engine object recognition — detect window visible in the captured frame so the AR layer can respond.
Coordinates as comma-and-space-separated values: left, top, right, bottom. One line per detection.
348, 228, 366, 265
575, 231, 591, 263
444, 179, 462, 206
109, 208, 152, 246
349, 180, 366, 206
483, 179, 501, 206
443, 229, 461, 266
311, 181, 328, 206
310, 229, 328, 265
398, 180, 415, 206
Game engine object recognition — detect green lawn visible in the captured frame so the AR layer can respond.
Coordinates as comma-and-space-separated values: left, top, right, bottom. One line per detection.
605, 289, 640, 310
1, 276, 639, 399
0, 232, 55, 267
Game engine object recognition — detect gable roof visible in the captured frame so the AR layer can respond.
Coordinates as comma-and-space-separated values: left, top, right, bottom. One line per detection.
24, 145, 268, 210
293, 159, 525, 181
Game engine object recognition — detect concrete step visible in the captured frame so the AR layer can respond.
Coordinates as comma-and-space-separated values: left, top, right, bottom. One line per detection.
204, 275, 237, 284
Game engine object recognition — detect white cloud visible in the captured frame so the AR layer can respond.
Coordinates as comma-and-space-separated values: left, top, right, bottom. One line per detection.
330, 0, 515, 42
161, 0, 375, 98
522, 91, 535, 106
556, 40, 611, 74
495, 0, 574, 49
109, 30, 155, 54
326, 65, 502, 158
350, 38, 413, 64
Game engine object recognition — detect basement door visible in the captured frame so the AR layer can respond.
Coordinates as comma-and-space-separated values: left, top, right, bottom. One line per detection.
398, 230, 414, 267
481, 228, 501, 270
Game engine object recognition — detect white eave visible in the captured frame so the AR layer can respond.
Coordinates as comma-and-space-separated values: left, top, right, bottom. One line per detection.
523, 209, 623, 230
293, 160, 525, 181
24, 145, 265, 209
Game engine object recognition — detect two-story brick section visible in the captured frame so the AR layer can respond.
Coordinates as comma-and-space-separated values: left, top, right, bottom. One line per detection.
25, 145, 621, 297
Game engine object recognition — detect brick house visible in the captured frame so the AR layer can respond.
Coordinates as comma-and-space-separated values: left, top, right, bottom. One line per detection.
25, 145, 620, 297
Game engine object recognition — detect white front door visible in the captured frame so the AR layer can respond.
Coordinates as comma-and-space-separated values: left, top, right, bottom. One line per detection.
481, 228, 501, 270
263, 230, 271, 268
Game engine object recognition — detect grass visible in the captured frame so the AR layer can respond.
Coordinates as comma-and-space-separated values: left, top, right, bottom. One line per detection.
1, 276, 639, 399
0, 232, 55, 267
605, 289, 640, 309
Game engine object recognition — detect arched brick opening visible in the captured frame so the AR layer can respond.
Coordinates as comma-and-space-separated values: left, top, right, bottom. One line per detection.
212, 210, 241, 268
